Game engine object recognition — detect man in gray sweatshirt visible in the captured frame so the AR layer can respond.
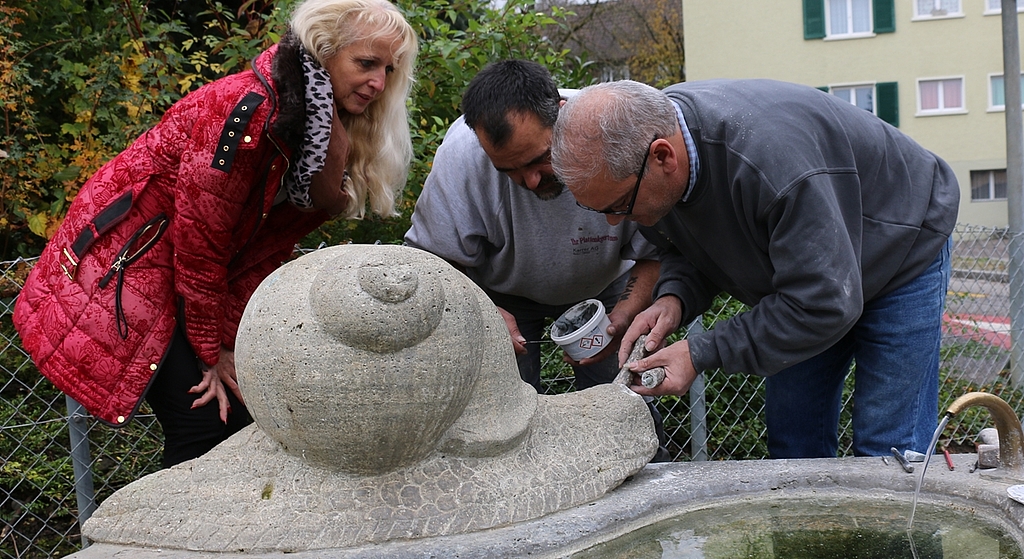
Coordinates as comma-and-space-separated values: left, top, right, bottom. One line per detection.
405, 61, 669, 460
551, 79, 959, 459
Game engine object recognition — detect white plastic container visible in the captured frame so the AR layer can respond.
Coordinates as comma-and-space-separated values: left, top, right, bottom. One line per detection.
550, 299, 612, 361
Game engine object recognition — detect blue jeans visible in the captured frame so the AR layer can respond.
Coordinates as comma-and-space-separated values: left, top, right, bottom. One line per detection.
765, 238, 951, 458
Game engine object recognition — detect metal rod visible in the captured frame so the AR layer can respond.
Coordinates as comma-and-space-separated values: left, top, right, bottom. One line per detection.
687, 318, 709, 461
1002, 0, 1024, 387
66, 396, 97, 547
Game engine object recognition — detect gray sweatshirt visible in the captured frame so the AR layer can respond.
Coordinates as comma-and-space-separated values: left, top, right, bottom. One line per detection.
650, 79, 959, 376
405, 116, 656, 307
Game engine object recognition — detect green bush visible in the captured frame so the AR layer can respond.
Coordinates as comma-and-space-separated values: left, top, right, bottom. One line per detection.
0, 0, 593, 258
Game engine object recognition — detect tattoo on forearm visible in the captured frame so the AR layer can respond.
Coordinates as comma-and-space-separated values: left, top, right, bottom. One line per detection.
619, 276, 638, 302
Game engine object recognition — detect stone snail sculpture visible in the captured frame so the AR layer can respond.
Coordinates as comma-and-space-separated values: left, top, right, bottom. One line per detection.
235, 244, 539, 474
78, 244, 659, 554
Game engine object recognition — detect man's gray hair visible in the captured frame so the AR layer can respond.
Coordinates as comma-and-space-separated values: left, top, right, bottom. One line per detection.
552, 80, 677, 193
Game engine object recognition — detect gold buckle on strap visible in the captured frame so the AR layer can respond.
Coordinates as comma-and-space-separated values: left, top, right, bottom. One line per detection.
60, 247, 79, 280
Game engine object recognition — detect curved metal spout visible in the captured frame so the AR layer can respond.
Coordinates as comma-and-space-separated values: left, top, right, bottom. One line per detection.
946, 392, 1024, 477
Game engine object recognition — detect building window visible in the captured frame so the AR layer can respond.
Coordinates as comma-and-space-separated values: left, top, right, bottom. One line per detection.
827, 0, 873, 37
831, 85, 874, 112
971, 170, 1007, 201
805, 0, 894, 39
985, 0, 1024, 14
917, 77, 965, 114
822, 82, 900, 126
914, 0, 962, 18
599, 65, 630, 83
990, 74, 1024, 110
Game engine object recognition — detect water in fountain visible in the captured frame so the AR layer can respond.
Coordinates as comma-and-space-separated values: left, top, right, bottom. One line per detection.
573, 496, 1021, 558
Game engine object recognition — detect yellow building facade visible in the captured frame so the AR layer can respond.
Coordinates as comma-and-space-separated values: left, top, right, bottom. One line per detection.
684, 0, 1024, 227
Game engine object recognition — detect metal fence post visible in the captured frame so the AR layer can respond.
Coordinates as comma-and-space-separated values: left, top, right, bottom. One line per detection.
1002, 0, 1024, 387
66, 395, 96, 547
686, 318, 709, 461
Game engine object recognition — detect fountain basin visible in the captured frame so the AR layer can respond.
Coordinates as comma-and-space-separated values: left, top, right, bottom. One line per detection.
69, 453, 1024, 558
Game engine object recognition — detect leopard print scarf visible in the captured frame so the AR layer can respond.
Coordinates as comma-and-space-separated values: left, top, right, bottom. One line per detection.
282, 45, 333, 209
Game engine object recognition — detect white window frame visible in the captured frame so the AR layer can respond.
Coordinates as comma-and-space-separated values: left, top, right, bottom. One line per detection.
970, 169, 1007, 202
989, 73, 1024, 111
600, 65, 630, 83
829, 83, 877, 114
985, 0, 1024, 15
916, 77, 967, 116
913, 0, 963, 20
825, 0, 875, 40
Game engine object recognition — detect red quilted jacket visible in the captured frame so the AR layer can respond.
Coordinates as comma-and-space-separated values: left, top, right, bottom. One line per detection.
14, 40, 328, 426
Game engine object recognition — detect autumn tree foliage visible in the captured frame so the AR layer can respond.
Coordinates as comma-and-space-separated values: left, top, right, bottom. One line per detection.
627, 0, 685, 87
540, 0, 685, 88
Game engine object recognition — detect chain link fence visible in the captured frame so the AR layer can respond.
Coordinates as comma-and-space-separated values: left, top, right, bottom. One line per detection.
2, 223, 1023, 558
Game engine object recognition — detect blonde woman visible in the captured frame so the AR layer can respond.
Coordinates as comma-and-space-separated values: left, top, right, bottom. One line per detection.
15, 0, 417, 467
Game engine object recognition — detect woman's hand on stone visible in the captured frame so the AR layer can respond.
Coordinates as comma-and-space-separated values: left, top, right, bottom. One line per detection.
189, 347, 244, 423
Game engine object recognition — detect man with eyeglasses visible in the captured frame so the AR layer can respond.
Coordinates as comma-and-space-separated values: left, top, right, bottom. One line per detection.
405, 61, 669, 461
551, 79, 959, 460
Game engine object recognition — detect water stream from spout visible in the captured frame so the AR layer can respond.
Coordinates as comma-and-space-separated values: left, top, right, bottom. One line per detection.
906, 414, 951, 557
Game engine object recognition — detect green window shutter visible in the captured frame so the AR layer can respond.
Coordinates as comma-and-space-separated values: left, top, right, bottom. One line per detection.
876, 81, 899, 127
817, 86, 830, 93
804, 0, 826, 39
873, 0, 895, 33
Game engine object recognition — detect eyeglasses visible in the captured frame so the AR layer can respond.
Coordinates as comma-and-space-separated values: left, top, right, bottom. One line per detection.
575, 138, 656, 215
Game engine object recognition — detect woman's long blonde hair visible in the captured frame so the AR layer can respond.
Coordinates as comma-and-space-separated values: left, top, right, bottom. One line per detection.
290, 0, 417, 219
